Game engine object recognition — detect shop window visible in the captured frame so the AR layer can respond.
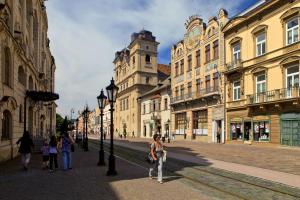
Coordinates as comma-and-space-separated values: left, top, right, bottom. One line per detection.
256, 32, 266, 56
286, 17, 299, 45
175, 113, 186, 134
253, 121, 270, 141
193, 110, 208, 135
233, 81, 241, 101
1, 110, 12, 140
231, 122, 242, 140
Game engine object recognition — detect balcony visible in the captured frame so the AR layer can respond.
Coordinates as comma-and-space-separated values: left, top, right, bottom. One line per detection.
227, 99, 247, 109
224, 59, 243, 74
175, 74, 184, 84
247, 87, 300, 105
171, 86, 220, 105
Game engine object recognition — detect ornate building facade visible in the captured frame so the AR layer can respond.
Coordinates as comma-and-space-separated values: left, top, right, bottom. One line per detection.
170, 10, 228, 142
223, 0, 300, 146
113, 30, 161, 137
0, 0, 57, 161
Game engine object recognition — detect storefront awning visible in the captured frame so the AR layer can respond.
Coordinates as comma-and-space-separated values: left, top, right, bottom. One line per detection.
26, 90, 59, 102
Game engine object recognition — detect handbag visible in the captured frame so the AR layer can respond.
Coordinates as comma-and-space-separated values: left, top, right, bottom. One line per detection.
146, 153, 154, 164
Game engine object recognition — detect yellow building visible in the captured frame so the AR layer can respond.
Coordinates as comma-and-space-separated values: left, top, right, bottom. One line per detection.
0, 0, 57, 161
223, 0, 300, 146
113, 30, 160, 137
170, 10, 228, 142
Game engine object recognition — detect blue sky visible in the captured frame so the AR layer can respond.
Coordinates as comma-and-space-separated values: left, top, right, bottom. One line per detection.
46, 0, 259, 117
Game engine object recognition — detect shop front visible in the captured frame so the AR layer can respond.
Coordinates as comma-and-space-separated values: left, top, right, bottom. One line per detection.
175, 112, 187, 138
280, 113, 300, 147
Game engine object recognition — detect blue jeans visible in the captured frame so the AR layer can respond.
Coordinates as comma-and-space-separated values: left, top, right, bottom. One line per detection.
149, 152, 163, 182
62, 151, 71, 170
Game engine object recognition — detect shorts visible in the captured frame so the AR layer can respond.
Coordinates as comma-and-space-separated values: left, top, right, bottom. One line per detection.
43, 155, 49, 162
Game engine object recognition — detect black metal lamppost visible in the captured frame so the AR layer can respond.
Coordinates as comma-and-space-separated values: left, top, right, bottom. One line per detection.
82, 105, 90, 151
97, 89, 107, 166
106, 78, 119, 176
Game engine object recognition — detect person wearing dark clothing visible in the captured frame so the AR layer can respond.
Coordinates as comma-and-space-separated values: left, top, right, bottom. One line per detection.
216, 127, 221, 143
49, 136, 58, 172
17, 131, 34, 171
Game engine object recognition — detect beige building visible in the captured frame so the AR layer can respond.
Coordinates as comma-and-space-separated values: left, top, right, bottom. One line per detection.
139, 77, 171, 139
0, 0, 57, 161
170, 10, 228, 142
113, 30, 169, 137
223, 0, 300, 147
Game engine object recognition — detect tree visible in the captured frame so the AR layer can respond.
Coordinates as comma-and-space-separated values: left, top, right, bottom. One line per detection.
56, 113, 64, 134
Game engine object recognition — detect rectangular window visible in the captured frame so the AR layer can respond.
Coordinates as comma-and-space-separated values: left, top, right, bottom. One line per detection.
196, 79, 201, 93
205, 75, 210, 93
143, 104, 146, 114
175, 62, 179, 76
253, 121, 270, 141
196, 50, 201, 68
187, 82, 192, 97
187, 55, 192, 72
213, 40, 219, 59
205, 45, 210, 63
213, 73, 219, 91
180, 59, 184, 74
180, 85, 184, 99
175, 87, 179, 97
232, 43, 241, 62
286, 17, 299, 45
175, 113, 186, 134
233, 81, 241, 101
256, 74, 266, 93
256, 33, 266, 56
286, 65, 299, 97
193, 110, 208, 135
164, 98, 168, 110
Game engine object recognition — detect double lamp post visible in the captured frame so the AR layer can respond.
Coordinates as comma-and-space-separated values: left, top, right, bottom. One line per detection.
97, 78, 119, 176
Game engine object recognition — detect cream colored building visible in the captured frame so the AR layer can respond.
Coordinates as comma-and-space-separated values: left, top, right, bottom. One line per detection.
113, 30, 162, 137
139, 77, 171, 139
0, 0, 57, 161
170, 10, 228, 142
223, 0, 300, 147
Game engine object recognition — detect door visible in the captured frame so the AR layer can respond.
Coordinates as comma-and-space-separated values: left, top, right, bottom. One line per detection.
244, 122, 251, 141
281, 120, 300, 146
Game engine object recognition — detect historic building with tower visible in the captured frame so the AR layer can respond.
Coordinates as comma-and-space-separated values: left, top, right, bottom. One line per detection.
0, 0, 57, 162
113, 30, 169, 137
170, 10, 229, 142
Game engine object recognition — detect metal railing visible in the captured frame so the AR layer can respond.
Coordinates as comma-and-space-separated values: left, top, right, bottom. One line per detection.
171, 86, 219, 104
247, 87, 300, 105
225, 59, 243, 72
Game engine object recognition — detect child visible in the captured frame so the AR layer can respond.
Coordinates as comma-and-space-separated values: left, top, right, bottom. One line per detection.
41, 140, 49, 169
49, 136, 58, 172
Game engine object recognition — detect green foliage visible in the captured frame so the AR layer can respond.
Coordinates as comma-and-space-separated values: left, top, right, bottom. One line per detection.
56, 113, 64, 134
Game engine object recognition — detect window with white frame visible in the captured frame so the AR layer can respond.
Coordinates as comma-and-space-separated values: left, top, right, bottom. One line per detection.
233, 81, 241, 101
286, 17, 299, 45
232, 43, 241, 62
256, 33, 266, 56
256, 74, 266, 93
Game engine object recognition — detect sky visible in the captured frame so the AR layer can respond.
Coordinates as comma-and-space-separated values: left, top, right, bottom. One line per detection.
46, 0, 258, 118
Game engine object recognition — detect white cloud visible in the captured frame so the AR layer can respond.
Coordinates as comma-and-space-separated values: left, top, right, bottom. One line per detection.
46, 0, 248, 117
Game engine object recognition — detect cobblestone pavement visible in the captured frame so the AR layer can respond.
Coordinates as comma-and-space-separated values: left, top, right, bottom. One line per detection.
106, 137, 300, 176
0, 146, 214, 200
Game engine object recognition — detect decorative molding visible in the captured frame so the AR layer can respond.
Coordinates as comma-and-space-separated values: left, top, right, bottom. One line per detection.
280, 7, 300, 22
228, 37, 242, 45
251, 24, 268, 35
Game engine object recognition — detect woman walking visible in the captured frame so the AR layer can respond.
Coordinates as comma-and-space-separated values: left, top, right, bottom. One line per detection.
17, 131, 34, 171
149, 134, 164, 184
49, 135, 58, 172
60, 132, 74, 170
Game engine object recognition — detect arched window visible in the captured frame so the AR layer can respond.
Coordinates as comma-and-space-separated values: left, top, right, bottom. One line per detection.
2, 110, 12, 140
18, 66, 26, 86
28, 75, 33, 90
145, 54, 151, 63
2, 47, 12, 87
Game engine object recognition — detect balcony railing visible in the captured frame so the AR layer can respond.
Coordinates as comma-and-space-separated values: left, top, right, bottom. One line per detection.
171, 86, 219, 104
225, 59, 243, 73
247, 87, 300, 105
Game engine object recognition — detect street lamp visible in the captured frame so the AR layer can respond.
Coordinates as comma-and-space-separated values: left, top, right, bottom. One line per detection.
82, 105, 90, 151
106, 78, 119, 176
97, 89, 107, 166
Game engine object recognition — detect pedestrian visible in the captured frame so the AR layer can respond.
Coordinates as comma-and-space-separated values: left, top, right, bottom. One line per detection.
149, 134, 164, 184
16, 131, 34, 171
132, 131, 135, 138
41, 140, 49, 169
217, 127, 221, 143
60, 132, 75, 170
49, 135, 58, 172
124, 130, 127, 139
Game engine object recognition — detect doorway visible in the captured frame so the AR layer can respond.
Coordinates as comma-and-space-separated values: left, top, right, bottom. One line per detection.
244, 122, 251, 141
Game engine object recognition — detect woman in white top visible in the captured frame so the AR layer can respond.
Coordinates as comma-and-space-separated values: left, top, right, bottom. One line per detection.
149, 133, 164, 184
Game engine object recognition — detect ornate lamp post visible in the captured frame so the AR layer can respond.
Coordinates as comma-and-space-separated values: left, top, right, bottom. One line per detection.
97, 89, 107, 166
82, 105, 90, 151
106, 78, 119, 176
